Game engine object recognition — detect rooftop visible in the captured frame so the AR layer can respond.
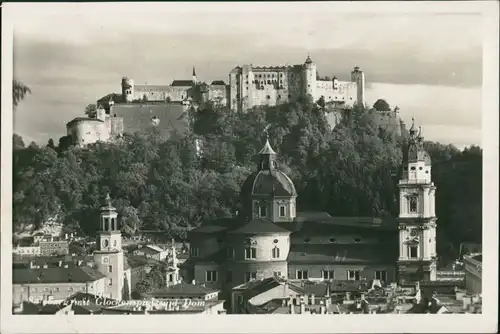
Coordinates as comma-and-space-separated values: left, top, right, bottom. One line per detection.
13, 265, 106, 284
287, 244, 392, 264
145, 282, 219, 298
228, 218, 291, 235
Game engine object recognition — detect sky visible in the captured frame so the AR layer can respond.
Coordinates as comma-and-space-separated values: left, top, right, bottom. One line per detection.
10, 3, 483, 148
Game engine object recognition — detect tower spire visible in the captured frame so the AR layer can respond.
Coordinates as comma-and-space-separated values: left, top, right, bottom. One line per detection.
258, 126, 277, 170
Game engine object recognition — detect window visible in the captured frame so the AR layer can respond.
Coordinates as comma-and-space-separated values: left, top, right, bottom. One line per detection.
347, 270, 360, 281
410, 166, 416, 171
266, 95, 271, 99
322, 270, 335, 280
227, 247, 235, 259
245, 247, 257, 259
279, 205, 286, 217
409, 197, 418, 213
108, 265, 112, 273
296, 270, 309, 280
108, 278, 113, 286
226, 271, 233, 283
329, 237, 336, 243
409, 245, 418, 259
245, 272, 257, 282
237, 295, 244, 304
259, 204, 267, 218
374, 270, 387, 281
190, 247, 200, 257
354, 238, 361, 243
272, 247, 280, 259
206, 270, 218, 282
273, 271, 282, 277
273, 239, 279, 244
168, 274, 173, 282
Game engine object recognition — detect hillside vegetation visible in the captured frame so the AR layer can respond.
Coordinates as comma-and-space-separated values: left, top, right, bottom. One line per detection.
12, 100, 482, 261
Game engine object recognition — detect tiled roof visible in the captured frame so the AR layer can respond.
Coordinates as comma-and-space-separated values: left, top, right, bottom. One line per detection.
13, 266, 106, 284
146, 282, 218, 298
171, 80, 195, 87
125, 255, 162, 269
287, 244, 391, 264
240, 170, 297, 197
228, 218, 292, 235
210, 80, 226, 86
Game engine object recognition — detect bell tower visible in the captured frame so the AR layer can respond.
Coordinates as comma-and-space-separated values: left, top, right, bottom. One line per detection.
93, 194, 125, 300
397, 119, 437, 283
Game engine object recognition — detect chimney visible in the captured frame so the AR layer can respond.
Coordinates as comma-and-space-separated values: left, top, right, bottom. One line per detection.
300, 300, 305, 314
43, 264, 48, 269
345, 292, 351, 301
310, 293, 315, 305
64, 264, 69, 268
29, 261, 35, 269
58, 261, 63, 267
77, 260, 83, 267
191, 280, 196, 285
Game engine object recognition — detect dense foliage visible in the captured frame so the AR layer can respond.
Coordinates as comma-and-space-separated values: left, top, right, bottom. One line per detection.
13, 80, 31, 108
12, 100, 482, 262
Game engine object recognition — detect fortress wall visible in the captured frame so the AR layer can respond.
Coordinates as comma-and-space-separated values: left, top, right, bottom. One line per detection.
110, 103, 189, 137
105, 115, 124, 137
208, 85, 228, 106
132, 85, 192, 102
315, 81, 358, 106
67, 120, 110, 146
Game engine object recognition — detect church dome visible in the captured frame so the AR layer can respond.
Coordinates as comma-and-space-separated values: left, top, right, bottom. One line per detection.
240, 134, 297, 198
241, 169, 297, 197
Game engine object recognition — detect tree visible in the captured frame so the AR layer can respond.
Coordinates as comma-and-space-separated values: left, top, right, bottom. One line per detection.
13, 80, 31, 108
373, 99, 391, 112
317, 96, 326, 109
47, 138, 57, 150
84, 104, 98, 118
13, 134, 25, 150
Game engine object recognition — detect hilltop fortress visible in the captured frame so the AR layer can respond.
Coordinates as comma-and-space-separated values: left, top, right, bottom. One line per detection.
66, 55, 403, 146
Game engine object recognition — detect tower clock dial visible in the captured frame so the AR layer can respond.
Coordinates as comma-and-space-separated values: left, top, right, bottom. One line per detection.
102, 239, 109, 248
410, 229, 418, 237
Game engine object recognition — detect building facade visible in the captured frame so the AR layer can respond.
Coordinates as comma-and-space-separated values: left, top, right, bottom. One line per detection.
397, 120, 438, 283
463, 253, 482, 294
229, 56, 365, 112
184, 133, 405, 310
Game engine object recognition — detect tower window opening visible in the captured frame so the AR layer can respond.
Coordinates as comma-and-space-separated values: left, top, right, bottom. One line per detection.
104, 217, 109, 231
409, 245, 418, 258
267, 80, 271, 84
409, 197, 418, 213
410, 166, 416, 171
419, 167, 423, 170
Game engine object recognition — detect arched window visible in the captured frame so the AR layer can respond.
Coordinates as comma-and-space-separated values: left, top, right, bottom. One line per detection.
104, 217, 109, 231
259, 204, 267, 218
409, 196, 418, 213
272, 247, 280, 258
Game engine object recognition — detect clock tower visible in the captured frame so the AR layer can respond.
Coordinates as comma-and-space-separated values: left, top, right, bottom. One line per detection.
93, 194, 125, 300
397, 119, 438, 283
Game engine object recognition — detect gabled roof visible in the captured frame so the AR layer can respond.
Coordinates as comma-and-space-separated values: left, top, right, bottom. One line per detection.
235, 276, 304, 300
146, 282, 218, 298
228, 218, 291, 235
287, 244, 392, 264
171, 80, 195, 87
13, 265, 106, 284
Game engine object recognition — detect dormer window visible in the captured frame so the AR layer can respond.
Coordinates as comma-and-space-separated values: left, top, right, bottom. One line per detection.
353, 238, 361, 243
304, 238, 311, 244
329, 237, 336, 243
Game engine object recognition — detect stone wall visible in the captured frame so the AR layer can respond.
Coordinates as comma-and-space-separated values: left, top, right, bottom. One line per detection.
67, 119, 110, 147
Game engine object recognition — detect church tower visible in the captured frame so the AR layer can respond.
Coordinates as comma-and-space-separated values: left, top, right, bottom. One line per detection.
397, 119, 437, 283
192, 66, 198, 85
93, 194, 125, 300
302, 54, 317, 100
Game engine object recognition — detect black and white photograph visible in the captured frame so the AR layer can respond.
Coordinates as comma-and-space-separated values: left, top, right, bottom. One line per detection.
1, 2, 498, 333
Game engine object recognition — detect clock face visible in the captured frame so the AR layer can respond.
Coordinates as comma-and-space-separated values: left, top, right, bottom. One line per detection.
410, 229, 418, 237
102, 239, 109, 247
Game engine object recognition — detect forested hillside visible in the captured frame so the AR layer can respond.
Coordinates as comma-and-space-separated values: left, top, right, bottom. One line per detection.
12, 100, 482, 261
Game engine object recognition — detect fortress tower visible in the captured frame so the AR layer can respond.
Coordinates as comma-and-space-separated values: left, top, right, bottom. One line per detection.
302, 55, 317, 100
93, 194, 126, 300
121, 77, 134, 103
351, 66, 365, 107
397, 120, 437, 283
